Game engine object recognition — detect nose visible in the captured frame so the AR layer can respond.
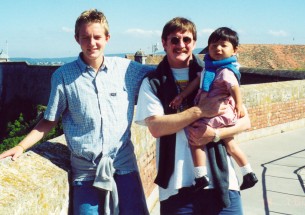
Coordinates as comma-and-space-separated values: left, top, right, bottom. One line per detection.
88, 37, 95, 46
177, 38, 186, 47
216, 45, 222, 50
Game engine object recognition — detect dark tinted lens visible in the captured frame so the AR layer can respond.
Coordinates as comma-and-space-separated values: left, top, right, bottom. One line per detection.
170, 36, 192, 45
183, 37, 192, 44
170, 37, 180, 45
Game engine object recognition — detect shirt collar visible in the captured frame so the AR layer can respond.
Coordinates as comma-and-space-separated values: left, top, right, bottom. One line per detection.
76, 53, 108, 73
76, 54, 89, 72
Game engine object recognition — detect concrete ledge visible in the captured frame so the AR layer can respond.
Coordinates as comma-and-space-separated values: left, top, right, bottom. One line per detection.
0, 136, 70, 214
146, 185, 159, 212
236, 118, 305, 143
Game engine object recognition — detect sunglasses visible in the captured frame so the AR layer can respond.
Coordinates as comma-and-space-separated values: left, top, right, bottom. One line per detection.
170, 36, 192, 45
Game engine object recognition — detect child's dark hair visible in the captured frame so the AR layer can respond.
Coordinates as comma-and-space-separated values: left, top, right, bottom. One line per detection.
208, 27, 239, 48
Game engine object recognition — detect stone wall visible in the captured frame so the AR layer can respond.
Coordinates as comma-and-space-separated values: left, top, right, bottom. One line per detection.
237, 80, 305, 142
0, 61, 305, 214
0, 138, 70, 214
0, 62, 58, 106
0, 62, 58, 135
0, 120, 157, 214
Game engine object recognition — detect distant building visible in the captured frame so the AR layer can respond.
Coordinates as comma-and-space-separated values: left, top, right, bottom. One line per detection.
0, 50, 9, 62
134, 49, 147, 64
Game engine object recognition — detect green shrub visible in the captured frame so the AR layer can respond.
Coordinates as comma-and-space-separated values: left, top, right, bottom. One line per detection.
0, 105, 63, 154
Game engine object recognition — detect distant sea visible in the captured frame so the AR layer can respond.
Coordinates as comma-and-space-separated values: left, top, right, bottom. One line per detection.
9, 48, 203, 65
9, 53, 128, 66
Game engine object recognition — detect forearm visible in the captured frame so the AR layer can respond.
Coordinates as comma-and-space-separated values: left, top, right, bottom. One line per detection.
188, 106, 251, 146
145, 106, 202, 138
231, 85, 242, 107
18, 119, 58, 150
146, 94, 229, 138
0, 119, 58, 160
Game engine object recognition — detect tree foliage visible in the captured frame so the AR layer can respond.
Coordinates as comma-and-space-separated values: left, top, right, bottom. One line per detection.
0, 105, 63, 153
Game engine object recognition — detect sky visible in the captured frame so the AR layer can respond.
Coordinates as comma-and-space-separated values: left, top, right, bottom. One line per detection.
0, 0, 305, 58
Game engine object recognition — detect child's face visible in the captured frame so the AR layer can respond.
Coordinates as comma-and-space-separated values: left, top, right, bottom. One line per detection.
75, 22, 110, 65
208, 40, 237, 61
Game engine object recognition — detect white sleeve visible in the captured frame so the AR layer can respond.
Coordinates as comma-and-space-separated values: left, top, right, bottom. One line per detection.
134, 77, 164, 126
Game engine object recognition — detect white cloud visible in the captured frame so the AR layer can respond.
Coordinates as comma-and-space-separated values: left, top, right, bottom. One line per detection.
124, 28, 161, 37
198, 28, 214, 36
268, 30, 288, 37
62, 27, 73, 33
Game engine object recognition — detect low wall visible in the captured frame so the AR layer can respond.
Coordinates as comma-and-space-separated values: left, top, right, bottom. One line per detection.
0, 124, 156, 214
237, 80, 305, 142
0, 138, 70, 214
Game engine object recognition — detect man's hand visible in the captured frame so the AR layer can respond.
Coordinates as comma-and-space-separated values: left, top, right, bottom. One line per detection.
197, 93, 228, 118
186, 120, 215, 146
186, 105, 251, 146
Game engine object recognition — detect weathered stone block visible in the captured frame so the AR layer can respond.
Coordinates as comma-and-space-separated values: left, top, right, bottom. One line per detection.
0, 136, 70, 214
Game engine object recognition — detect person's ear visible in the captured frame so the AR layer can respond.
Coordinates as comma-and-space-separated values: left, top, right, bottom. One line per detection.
162, 39, 167, 51
234, 46, 239, 54
75, 35, 80, 44
105, 34, 111, 42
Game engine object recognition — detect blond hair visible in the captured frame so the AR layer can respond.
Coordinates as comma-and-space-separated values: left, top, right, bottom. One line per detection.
75, 9, 109, 39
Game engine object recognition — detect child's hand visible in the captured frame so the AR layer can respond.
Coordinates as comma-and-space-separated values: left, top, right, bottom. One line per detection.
235, 104, 245, 118
169, 95, 183, 109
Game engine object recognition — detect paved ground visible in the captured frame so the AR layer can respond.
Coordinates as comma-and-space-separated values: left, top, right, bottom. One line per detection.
150, 126, 305, 215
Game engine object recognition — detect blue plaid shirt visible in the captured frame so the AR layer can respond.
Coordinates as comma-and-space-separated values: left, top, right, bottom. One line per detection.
45, 55, 154, 165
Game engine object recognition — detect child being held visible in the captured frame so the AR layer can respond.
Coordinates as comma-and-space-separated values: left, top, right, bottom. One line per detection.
170, 27, 258, 191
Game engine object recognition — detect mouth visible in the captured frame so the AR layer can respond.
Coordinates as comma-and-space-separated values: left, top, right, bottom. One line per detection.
174, 48, 187, 54
214, 53, 223, 58
87, 48, 98, 53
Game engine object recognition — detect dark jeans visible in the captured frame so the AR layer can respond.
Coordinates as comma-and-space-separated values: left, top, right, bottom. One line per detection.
72, 171, 149, 215
160, 187, 243, 215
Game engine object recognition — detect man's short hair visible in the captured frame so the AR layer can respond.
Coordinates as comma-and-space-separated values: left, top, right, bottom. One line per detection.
161, 17, 197, 41
75, 9, 109, 39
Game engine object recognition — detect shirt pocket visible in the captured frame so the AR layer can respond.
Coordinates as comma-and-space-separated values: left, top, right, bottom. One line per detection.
103, 85, 129, 121
103, 86, 129, 147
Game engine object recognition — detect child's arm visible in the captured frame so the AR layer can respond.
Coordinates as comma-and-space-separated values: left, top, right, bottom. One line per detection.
169, 95, 184, 109
230, 85, 245, 118
169, 76, 201, 109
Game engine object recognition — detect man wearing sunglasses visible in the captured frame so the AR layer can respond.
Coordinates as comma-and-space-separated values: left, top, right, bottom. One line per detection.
135, 17, 250, 214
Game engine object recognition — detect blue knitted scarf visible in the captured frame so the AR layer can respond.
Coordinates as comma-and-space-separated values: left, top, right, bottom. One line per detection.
202, 54, 241, 92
